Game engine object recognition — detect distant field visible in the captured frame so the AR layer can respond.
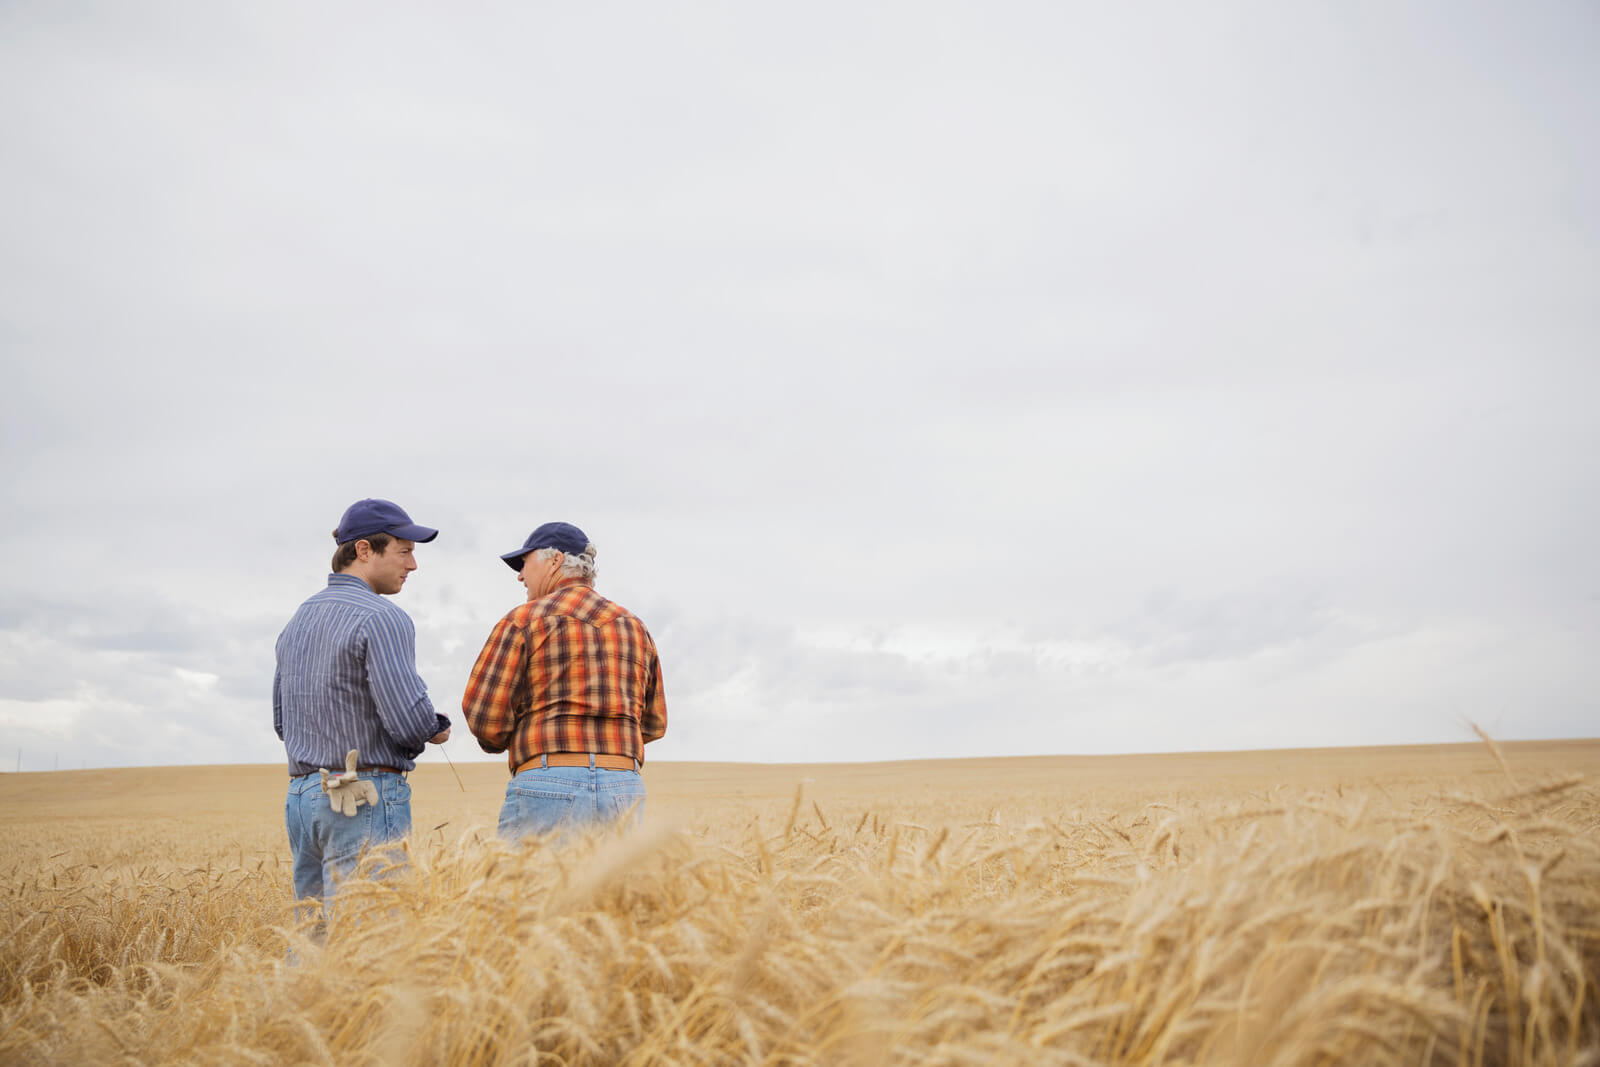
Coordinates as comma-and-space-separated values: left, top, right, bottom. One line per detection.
2, 740, 1597, 1064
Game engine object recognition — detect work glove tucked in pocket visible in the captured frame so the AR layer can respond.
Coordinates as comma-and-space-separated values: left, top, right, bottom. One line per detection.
320, 749, 380, 816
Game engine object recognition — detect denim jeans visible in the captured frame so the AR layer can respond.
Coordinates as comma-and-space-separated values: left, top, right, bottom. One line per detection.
285, 771, 412, 903
498, 762, 646, 841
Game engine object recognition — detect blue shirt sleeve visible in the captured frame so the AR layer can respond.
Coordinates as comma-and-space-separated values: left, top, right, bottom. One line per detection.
273, 663, 284, 740
360, 609, 442, 754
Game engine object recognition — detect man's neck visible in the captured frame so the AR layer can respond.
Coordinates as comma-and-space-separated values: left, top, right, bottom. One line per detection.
335, 569, 379, 593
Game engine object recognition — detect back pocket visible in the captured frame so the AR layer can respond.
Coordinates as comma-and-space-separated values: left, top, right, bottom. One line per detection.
501, 788, 577, 839
608, 790, 645, 824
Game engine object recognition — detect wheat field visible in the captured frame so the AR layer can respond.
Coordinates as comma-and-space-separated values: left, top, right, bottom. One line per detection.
1, 740, 1596, 1065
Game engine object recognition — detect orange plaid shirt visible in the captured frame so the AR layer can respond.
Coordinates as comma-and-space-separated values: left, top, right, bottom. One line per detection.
462, 581, 667, 773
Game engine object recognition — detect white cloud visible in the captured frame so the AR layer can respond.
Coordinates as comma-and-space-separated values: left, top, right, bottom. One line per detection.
0, 696, 89, 740
173, 668, 220, 690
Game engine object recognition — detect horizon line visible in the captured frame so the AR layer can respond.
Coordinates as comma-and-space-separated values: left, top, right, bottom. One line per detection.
4, 736, 1596, 774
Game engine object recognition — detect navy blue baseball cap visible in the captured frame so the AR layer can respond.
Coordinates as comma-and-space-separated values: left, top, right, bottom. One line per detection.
333, 499, 439, 544
500, 521, 589, 571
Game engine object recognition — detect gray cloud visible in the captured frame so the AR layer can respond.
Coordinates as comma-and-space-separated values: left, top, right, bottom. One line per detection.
2, 2, 1596, 769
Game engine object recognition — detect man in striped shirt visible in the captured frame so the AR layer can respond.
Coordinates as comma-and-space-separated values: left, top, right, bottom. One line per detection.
274, 498, 452, 905
463, 521, 667, 840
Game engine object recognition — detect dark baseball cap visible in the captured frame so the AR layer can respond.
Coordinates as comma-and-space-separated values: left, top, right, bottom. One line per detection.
500, 521, 589, 571
333, 499, 439, 544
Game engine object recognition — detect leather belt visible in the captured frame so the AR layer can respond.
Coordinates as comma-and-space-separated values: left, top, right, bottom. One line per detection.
292, 765, 401, 777
516, 753, 638, 773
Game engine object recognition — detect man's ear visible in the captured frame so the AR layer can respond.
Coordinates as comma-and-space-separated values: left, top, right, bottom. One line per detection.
355, 538, 375, 562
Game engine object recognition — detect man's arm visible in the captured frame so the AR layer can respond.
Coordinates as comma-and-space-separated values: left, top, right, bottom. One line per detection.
273, 664, 284, 741
462, 615, 526, 754
641, 636, 667, 746
362, 611, 448, 754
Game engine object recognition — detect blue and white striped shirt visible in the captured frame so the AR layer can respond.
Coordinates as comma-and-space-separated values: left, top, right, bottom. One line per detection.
273, 573, 448, 775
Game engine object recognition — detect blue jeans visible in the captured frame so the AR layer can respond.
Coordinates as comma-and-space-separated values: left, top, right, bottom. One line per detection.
498, 763, 646, 841
285, 771, 412, 903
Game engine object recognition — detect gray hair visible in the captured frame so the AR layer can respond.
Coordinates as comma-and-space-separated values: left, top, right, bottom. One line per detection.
534, 543, 597, 582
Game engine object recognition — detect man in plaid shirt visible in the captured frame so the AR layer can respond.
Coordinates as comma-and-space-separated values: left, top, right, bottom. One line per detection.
462, 521, 668, 839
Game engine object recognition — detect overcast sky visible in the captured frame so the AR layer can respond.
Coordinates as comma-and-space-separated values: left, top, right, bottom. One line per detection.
2, 2, 1595, 771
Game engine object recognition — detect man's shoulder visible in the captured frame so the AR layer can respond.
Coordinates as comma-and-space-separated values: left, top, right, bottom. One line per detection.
500, 601, 537, 627
567, 587, 649, 630
287, 583, 352, 623
300, 579, 412, 628
362, 594, 415, 630
519, 585, 631, 627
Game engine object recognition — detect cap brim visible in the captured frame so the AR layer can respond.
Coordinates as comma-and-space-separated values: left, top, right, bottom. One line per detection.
499, 550, 526, 571
391, 524, 438, 543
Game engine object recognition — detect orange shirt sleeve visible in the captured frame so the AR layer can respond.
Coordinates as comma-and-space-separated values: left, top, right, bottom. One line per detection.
462, 613, 527, 754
